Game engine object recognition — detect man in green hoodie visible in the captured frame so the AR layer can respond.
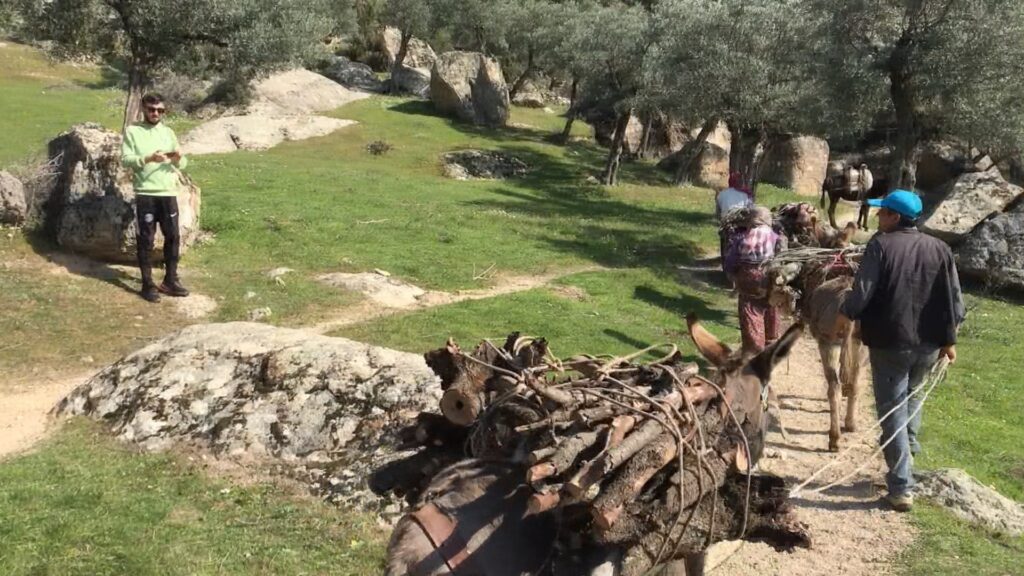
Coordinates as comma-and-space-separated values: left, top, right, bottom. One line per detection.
121, 93, 189, 303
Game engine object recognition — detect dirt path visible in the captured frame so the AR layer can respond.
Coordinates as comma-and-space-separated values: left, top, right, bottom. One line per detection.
706, 335, 915, 575
310, 266, 603, 334
0, 374, 91, 461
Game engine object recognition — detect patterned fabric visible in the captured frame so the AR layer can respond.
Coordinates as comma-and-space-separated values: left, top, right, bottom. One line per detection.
724, 224, 780, 274
736, 264, 781, 353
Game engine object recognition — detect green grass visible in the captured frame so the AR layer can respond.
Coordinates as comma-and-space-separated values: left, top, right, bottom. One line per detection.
0, 420, 386, 575
916, 295, 1024, 501
903, 503, 1023, 576
336, 267, 737, 360
0, 40, 192, 168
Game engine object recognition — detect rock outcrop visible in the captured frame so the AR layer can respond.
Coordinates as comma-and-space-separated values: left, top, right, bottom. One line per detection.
657, 142, 730, 190
957, 201, 1024, 291
56, 322, 442, 513
380, 26, 437, 70
440, 150, 529, 180
0, 170, 26, 226
916, 468, 1024, 536
391, 64, 432, 98
181, 69, 367, 154
44, 123, 201, 263
323, 56, 385, 93
919, 172, 1023, 243
759, 135, 830, 196
430, 52, 510, 127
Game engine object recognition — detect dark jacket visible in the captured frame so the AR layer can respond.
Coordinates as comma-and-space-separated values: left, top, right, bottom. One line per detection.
840, 227, 966, 350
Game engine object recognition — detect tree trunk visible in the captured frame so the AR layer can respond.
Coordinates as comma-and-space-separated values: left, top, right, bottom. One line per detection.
122, 62, 147, 133
559, 77, 580, 144
729, 123, 769, 195
888, 40, 919, 190
673, 119, 716, 185
390, 32, 412, 95
508, 50, 534, 100
638, 114, 654, 159
603, 111, 632, 186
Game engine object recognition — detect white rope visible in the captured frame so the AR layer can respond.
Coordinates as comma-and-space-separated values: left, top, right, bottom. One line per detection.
788, 356, 950, 497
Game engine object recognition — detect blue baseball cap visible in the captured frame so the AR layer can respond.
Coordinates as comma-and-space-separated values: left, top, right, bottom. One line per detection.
866, 189, 923, 219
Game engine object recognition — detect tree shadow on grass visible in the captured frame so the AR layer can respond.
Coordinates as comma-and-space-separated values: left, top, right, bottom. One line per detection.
458, 143, 711, 275
389, 100, 676, 188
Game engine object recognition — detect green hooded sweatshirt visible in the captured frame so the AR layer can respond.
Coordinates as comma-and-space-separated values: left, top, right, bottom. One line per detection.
120, 122, 188, 196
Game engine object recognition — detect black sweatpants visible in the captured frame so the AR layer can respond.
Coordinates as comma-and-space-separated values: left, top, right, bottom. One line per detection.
136, 194, 180, 288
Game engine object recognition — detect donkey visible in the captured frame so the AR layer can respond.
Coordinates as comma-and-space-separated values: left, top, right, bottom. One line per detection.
384, 318, 804, 576
768, 258, 866, 453
820, 163, 887, 230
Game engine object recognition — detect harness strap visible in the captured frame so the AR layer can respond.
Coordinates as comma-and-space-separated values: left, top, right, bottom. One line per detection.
409, 503, 476, 575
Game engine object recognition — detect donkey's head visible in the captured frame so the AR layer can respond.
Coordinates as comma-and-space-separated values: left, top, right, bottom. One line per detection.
686, 313, 803, 462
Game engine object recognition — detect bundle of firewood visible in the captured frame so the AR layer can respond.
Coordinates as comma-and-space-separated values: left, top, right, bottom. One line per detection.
375, 331, 809, 574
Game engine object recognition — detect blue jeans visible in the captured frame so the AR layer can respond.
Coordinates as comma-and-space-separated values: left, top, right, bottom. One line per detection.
868, 346, 940, 496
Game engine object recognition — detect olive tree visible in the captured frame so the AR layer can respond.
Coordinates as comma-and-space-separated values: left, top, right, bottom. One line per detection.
568, 3, 655, 185
649, 0, 823, 189
812, 0, 1024, 188
15, 0, 340, 131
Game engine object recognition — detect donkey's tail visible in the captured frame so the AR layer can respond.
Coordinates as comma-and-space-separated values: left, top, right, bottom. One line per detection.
839, 324, 863, 398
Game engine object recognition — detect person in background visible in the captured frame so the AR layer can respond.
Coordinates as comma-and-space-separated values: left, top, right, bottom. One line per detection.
120, 93, 189, 303
716, 171, 754, 222
716, 172, 755, 267
724, 206, 787, 353
839, 190, 965, 512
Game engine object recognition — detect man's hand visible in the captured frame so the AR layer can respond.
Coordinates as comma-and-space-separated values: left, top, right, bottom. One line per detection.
940, 344, 957, 364
166, 150, 181, 165
146, 151, 167, 164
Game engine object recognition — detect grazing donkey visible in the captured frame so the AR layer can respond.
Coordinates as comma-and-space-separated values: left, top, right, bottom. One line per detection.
820, 162, 887, 231
384, 318, 804, 576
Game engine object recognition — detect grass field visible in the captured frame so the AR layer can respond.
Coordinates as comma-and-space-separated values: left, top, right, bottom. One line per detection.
0, 40, 1021, 574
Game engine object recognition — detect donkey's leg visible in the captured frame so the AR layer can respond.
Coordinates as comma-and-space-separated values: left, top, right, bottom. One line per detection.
828, 196, 839, 229
818, 341, 842, 452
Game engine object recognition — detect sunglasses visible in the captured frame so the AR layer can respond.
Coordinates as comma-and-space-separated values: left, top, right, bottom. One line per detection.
145, 106, 166, 113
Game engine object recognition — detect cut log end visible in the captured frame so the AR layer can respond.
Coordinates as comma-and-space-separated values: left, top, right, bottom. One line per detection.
440, 388, 482, 427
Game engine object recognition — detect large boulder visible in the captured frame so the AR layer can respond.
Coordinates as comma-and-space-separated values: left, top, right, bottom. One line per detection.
56, 322, 442, 512
657, 142, 730, 189
915, 141, 976, 192
957, 201, 1024, 291
322, 56, 385, 93
247, 69, 370, 116
919, 172, 1024, 243
758, 135, 830, 197
391, 64, 432, 98
915, 469, 1024, 536
181, 116, 358, 155
181, 69, 367, 154
430, 51, 510, 127
0, 170, 27, 226
44, 123, 201, 263
379, 26, 437, 69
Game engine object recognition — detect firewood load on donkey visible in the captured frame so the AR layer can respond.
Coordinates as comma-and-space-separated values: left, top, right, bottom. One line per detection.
766, 245, 867, 452
377, 318, 811, 576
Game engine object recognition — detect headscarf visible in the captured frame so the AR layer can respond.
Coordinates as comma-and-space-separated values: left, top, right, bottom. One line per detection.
728, 171, 752, 196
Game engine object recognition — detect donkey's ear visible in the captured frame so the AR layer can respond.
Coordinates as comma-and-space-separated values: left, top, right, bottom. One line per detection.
686, 313, 733, 367
749, 322, 804, 383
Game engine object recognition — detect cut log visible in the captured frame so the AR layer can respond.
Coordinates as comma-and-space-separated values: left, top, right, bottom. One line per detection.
592, 432, 679, 529
547, 429, 604, 476
527, 462, 557, 483
440, 386, 484, 427
565, 416, 636, 498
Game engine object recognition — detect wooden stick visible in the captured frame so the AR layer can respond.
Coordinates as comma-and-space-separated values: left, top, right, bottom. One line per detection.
527, 462, 557, 483
565, 416, 636, 498
527, 490, 562, 515
592, 433, 678, 529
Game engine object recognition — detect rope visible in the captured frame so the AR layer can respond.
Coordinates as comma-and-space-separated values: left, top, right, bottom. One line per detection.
788, 356, 951, 497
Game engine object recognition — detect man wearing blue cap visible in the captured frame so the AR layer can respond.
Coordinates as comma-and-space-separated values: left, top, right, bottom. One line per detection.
840, 189, 965, 512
